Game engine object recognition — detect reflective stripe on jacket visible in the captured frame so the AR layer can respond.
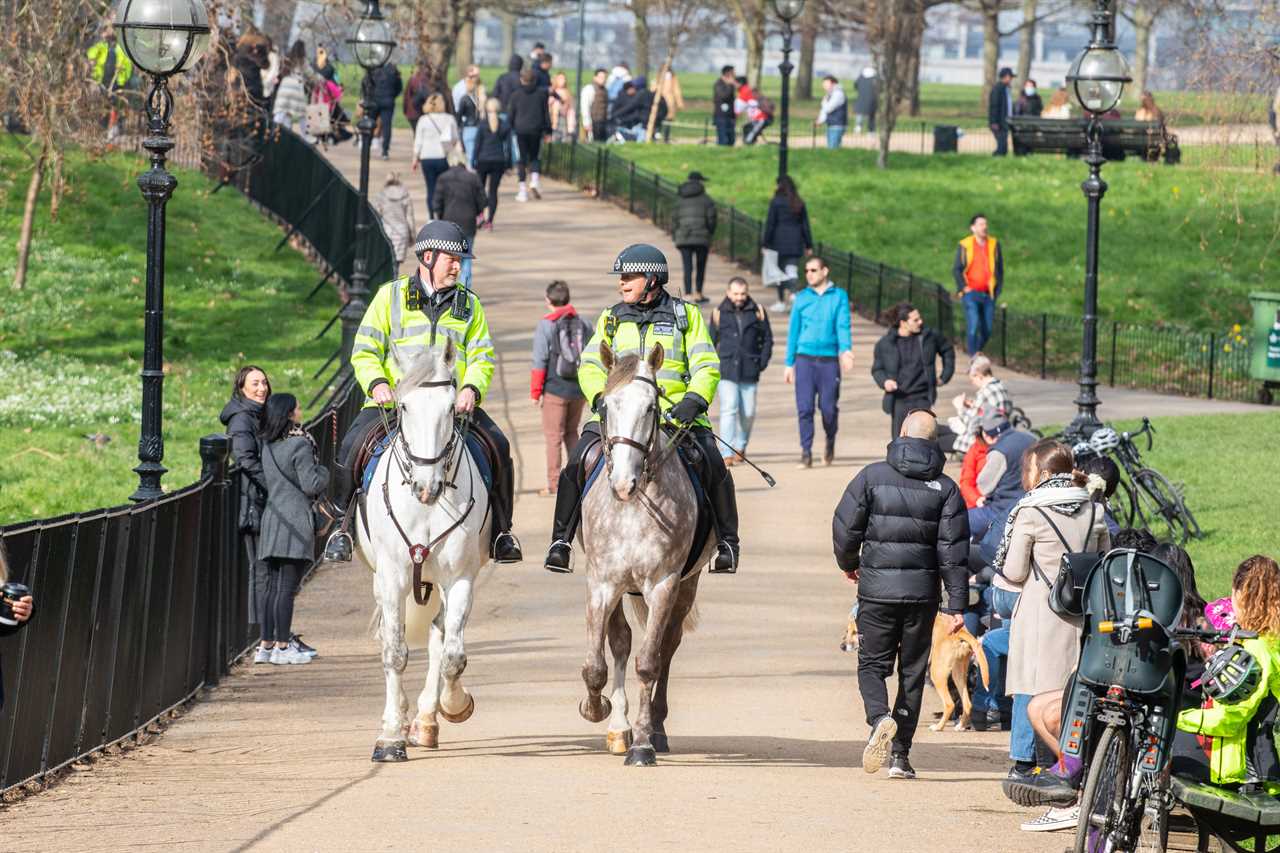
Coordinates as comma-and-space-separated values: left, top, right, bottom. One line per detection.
578, 290, 719, 427
351, 275, 495, 409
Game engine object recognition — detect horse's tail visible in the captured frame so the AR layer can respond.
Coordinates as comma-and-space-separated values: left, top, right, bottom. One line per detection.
622, 594, 698, 634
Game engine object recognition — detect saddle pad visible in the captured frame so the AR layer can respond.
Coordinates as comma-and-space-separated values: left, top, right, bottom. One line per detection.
361, 431, 493, 493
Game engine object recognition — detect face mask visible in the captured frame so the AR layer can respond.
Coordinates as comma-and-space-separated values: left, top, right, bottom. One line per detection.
1024, 86, 1036, 96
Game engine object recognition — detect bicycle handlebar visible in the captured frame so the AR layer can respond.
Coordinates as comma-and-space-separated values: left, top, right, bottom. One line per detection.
1171, 625, 1258, 643
1123, 417, 1155, 452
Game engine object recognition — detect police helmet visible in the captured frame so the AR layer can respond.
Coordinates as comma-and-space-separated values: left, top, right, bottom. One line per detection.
414, 220, 474, 262
1202, 644, 1262, 704
610, 243, 669, 287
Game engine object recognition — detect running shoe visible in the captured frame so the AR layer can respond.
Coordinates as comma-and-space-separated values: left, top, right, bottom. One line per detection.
862, 715, 898, 774
1020, 805, 1079, 832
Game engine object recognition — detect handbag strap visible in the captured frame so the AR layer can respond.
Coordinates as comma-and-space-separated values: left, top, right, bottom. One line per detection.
265, 440, 311, 502
1028, 503, 1097, 588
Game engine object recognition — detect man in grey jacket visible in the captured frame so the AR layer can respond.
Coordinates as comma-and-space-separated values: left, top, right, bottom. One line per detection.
816, 76, 848, 149
531, 281, 593, 496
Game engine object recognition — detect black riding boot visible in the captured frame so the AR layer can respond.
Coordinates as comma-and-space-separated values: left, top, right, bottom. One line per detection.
708, 473, 740, 573
544, 466, 580, 573
490, 462, 523, 563
323, 407, 382, 563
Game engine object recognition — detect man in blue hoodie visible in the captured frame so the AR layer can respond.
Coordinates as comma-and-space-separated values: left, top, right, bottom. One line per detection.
784, 257, 853, 468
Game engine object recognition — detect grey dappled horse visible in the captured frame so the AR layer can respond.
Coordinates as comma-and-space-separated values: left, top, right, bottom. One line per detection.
578, 341, 710, 766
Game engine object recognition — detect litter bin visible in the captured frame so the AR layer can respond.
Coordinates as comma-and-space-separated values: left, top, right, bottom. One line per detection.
1248, 291, 1280, 404
933, 125, 959, 154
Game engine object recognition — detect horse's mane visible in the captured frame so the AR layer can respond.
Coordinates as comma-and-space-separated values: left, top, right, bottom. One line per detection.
397, 346, 454, 391
603, 355, 644, 396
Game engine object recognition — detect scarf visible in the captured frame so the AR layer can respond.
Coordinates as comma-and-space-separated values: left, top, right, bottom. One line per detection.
992, 474, 1093, 574
287, 423, 320, 456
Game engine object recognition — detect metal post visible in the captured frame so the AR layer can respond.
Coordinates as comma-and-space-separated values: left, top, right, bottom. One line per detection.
1068, 119, 1107, 434
342, 71, 377, 373
1207, 332, 1216, 399
778, 18, 795, 181
628, 160, 636, 213
572, 0, 586, 149
131, 75, 178, 502
1041, 313, 1049, 379
200, 434, 230, 483
1000, 307, 1008, 366
1109, 320, 1118, 386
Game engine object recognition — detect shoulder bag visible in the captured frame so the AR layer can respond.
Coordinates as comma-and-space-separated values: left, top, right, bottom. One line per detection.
1031, 503, 1101, 619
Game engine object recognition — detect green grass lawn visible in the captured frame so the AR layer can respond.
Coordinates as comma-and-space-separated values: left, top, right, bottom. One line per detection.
0, 137, 342, 524
1077, 414, 1280, 598
603, 144, 1278, 332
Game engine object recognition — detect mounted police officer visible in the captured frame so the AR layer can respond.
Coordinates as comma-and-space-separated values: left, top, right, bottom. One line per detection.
324, 220, 523, 564
543, 244, 740, 574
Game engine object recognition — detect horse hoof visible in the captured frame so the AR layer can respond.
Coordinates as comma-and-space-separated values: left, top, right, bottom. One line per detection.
623, 745, 657, 767
371, 740, 408, 762
651, 732, 670, 754
409, 720, 439, 748
578, 696, 612, 724
606, 729, 633, 755
440, 693, 475, 724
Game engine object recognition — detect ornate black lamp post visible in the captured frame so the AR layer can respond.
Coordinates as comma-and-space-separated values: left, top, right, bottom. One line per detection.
342, 0, 396, 365
1064, 0, 1130, 437
115, 0, 210, 502
771, 0, 805, 182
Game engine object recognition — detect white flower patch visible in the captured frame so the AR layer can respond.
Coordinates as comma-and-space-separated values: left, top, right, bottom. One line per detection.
0, 350, 140, 427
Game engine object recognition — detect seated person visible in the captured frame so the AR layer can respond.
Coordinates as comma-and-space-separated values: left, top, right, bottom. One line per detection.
959, 434, 989, 510
967, 412, 1035, 542
947, 354, 1012, 457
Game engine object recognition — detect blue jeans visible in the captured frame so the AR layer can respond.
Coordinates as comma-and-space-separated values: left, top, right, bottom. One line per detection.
794, 355, 840, 455
714, 117, 735, 146
1011, 693, 1035, 762
972, 588, 1019, 713
718, 379, 758, 457
825, 125, 846, 149
962, 290, 995, 355
461, 125, 479, 166
967, 503, 1003, 543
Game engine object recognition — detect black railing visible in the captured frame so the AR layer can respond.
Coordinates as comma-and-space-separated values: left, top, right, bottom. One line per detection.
546, 143, 1257, 405
0, 123, 388, 795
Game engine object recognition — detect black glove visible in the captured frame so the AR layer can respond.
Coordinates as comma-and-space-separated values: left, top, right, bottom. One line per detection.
668, 394, 706, 426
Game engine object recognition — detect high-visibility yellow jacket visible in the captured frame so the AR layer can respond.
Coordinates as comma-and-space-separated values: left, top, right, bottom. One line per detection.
1177, 634, 1280, 788
87, 41, 134, 89
578, 290, 719, 427
351, 275, 495, 409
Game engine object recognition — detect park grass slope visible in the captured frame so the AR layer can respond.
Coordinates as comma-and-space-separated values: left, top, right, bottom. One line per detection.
0, 137, 340, 524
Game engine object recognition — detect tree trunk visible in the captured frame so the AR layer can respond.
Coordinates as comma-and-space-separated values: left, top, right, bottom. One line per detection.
499, 10, 516, 62
13, 145, 47, 291
746, 12, 765, 89
412, 0, 470, 95
1131, 2, 1153, 101
981, 6, 999, 109
456, 17, 475, 71
631, 0, 651, 78
1016, 0, 1036, 82
796, 2, 818, 101
869, 0, 919, 169
905, 15, 923, 116
50, 147, 64, 222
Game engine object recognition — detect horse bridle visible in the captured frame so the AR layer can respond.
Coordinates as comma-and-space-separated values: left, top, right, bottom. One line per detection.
604, 374, 663, 487
382, 378, 462, 484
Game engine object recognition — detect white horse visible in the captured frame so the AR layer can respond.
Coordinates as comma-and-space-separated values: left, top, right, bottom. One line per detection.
357, 342, 490, 762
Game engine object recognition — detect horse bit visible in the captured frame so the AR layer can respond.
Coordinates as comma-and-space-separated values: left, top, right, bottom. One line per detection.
603, 374, 686, 490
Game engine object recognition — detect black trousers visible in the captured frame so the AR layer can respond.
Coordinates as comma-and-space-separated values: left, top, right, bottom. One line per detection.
551, 422, 738, 550
516, 132, 542, 181
592, 123, 610, 143
890, 393, 933, 439
376, 105, 395, 155
258, 557, 304, 644
856, 599, 938, 756
678, 245, 709, 296
337, 404, 515, 536
476, 164, 504, 222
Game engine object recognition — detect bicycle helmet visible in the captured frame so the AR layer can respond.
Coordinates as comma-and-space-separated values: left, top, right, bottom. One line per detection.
1090, 427, 1121, 454
610, 243, 669, 288
1072, 441, 1095, 463
1202, 644, 1262, 704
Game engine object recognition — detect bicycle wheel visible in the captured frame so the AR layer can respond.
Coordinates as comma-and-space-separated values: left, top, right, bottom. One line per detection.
1075, 724, 1130, 853
1114, 475, 1140, 529
1135, 793, 1169, 853
1134, 469, 1192, 545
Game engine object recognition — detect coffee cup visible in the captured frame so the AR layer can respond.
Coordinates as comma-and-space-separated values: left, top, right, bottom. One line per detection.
0, 582, 31, 626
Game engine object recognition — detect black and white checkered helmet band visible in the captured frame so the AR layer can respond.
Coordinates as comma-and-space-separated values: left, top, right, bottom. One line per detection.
613, 260, 667, 274
415, 238, 469, 256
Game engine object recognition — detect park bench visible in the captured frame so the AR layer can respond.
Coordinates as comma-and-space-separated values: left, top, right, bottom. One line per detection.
1170, 773, 1280, 853
1007, 116, 1180, 164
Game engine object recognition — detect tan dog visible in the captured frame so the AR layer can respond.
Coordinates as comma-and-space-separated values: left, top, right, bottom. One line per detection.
840, 610, 991, 732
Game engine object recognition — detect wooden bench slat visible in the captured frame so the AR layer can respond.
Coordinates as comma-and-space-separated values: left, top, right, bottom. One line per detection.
1172, 775, 1280, 826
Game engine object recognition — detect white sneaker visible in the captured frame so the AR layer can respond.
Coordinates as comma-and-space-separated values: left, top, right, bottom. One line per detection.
516, 189, 529, 202
767, 301, 789, 313
1020, 805, 1079, 832
862, 715, 898, 774
270, 646, 312, 665
253, 646, 272, 664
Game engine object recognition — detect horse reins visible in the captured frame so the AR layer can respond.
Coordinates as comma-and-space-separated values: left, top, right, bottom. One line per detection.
604, 374, 685, 490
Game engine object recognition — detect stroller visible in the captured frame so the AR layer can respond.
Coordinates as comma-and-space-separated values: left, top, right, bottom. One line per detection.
306, 78, 353, 147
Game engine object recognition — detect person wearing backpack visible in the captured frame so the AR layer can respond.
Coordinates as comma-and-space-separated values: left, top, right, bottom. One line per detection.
710, 277, 773, 464
531, 280, 592, 496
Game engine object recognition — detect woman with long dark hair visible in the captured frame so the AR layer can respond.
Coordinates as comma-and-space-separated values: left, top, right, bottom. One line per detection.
256, 394, 329, 665
221, 365, 271, 638
762, 175, 813, 312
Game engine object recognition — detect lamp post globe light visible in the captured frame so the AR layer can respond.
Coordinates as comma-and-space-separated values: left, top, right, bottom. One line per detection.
1063, 0, 1129, 438
114, 0, 210, 502
342, 0, 396, 368
771, 0, 805, 182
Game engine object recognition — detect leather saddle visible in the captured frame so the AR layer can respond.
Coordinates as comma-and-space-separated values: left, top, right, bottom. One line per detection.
351, 413, 502, 496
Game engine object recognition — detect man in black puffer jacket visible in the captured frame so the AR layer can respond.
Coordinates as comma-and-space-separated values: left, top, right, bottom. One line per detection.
832, 410, 969, 780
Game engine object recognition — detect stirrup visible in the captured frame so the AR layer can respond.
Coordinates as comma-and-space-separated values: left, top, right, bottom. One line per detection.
709, 541, 738, 574
491, 531, 523, 564
544, 539, 573, 574
323, 529, 353, 563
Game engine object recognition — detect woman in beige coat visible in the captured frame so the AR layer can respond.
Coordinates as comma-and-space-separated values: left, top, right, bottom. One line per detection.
993, 439, 1110, 774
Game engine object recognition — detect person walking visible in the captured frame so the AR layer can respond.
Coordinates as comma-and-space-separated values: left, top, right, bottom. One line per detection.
784, 257, 853, 468
989, 67, 1015, 156
713, 65, 738, 146
581, 68, 609, 142
871, 302, 956, 439
220, 365, 270, 630
455, 71, 486, 166
507, 68, 551, 202
531, 280, 592, 497
271, 42, 309, 131
432, 150, 487, 284
493, 54, 524, 108
411, 93, 460, 217
816, 75, 848, 149
87, 22, 134, 142
854, 67, 877, 133
762, 175, 813, 312
372, 172, 416, 267
472, 97, 512, 229
256, 393, 328, 666
711, 277, 773, 463
833, 409, 969, 780
952, 213, 1003, 355
403, 62, 431, 131
371, 60, 403, 159
452, 65, 481, 115
671, 171, 717, 303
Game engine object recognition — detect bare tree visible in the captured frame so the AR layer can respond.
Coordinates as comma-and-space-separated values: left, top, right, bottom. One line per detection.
865, 0, 923, 167
625, 0, 653, 77
727, 0, 768, 87
1015, 0, 1036, 81
1116, 0, 1177, 100
796, 0, 820, 100
964, 0, 1070, 106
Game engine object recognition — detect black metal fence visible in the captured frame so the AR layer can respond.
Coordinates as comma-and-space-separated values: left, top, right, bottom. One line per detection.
546, 143, 1258, 405
0, 122, 387, 795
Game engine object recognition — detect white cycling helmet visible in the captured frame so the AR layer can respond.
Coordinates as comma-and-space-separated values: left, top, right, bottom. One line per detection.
1072, 441, 1094, 462
1090, 427, 1121, 453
